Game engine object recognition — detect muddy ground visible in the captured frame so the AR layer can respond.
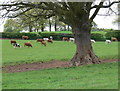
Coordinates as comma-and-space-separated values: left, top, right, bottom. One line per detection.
2, 59, 118, 73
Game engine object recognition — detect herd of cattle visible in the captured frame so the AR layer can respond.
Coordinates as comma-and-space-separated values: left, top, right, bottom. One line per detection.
10, 36, 118, 48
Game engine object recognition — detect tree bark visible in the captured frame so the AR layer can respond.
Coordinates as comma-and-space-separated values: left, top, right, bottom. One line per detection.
67, 25, 70, 31
54, 20, 57, 31
49, 19, 52, 32
70, 26, 101, 66
29, 24, 32, 32
41, 23, 44, 32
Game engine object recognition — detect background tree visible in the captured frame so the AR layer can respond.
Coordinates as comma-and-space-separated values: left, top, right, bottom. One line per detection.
4, 19, 23, 32
0, 1, 119, 66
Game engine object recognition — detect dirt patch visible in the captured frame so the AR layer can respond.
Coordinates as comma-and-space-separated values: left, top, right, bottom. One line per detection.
2, 59, 119, 73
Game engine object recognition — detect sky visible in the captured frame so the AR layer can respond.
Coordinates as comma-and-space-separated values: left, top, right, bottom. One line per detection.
0, 0, 118, 32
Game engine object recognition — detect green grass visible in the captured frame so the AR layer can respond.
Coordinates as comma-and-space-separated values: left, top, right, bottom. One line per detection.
91, 31, 107, 35
2, 62, 118, 89
41, 31, 72, 34
31, 31, 107, 35
2, 40, 118, 66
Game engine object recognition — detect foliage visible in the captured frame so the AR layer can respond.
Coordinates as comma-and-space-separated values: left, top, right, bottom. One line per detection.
4, 19, 23, 32
1, 32, 41, 39
105, 30, 120, 41
91, 33, 105, 41
2, 40, 118, 66
1, 31, 108, 41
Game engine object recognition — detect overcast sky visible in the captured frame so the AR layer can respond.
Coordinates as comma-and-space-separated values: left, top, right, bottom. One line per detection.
0, 0, 118, 32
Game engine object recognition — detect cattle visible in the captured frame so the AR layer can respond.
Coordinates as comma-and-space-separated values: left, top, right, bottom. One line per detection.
22, 36, 29, 40
27, 41, 31, 43
63, 37, 69, 41
24, 43, 32, 47
10, 40, 16, 45
111, 37, 117, 41
36, 39, 44, 42
105, 40, 111, 44
69, 38, 75, 42
13, 43, 20, 48
47, 39, 53, 43
50, 36, 53, 40
91, 39, 96, 43
41, 41, 46, 46
43, 38, 49, 41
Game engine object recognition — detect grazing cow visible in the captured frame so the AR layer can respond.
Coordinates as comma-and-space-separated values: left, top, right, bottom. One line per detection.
22, 36, 29, 40
50, 36, 53, 40
105, 40, 111, 44
43, 38, 49, 41
91, 39, 96, 43
41, 41, 46, 46
63, 37, 69, 41
36, 39, 44, 42
47, 39, 53, 43
24, 43, 32, 47
10, 40, 16, 45
27, 41, 31, 43
13, 43, 20, 48
111, 37, 117, 41
69, 38, 75, 42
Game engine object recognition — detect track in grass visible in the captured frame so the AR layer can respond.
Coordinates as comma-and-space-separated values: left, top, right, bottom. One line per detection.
3, 59, 118, 73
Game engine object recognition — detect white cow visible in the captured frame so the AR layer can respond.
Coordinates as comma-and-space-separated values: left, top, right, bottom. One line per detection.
43, 38, 49, 41
91, 39, 96, 43
69, 38, 75, 42
105, 40, 111, 44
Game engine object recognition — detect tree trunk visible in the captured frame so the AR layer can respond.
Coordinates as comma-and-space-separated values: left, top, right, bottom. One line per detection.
29, 25, 32, 32
67, 25, 70, 31
41, 23, 44, 32
49, 19, 51, 32
54, 20, 57, 31
70, 26, 101, 66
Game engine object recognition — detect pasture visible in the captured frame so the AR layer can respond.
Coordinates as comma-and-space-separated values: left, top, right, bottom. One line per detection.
3, 62, 118, 89
2, 40, 118, 66
2, 39, 118, 89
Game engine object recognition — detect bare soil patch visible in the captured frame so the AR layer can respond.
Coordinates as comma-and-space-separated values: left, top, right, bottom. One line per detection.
2, 59, 118, 73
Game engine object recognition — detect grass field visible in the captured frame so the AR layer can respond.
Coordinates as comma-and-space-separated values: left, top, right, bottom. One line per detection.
2, 62, 118, 89
2, 39, 118, 89
31, 30, 107, 35
2, 40, 118, 66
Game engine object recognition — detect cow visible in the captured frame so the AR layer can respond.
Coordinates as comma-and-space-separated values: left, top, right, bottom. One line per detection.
36, 39, 44, 42
105, 40, 111, 44
47, 39, 53, 43
24, 43, 32, 47
13, 43, 21, 48
10, 40, 16, 45
41, 41, 46, 46
22, 36, 29, 40
111, 37, 117, 41
91, 39, 96, 43
43, 38, 49, 41
69, 38, 75, 42
63, 37, 69, 41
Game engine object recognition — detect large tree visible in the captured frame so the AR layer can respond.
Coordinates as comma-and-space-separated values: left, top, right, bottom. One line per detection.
0, 0, 119, 66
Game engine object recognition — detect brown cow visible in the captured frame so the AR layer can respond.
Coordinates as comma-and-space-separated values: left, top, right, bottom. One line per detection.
111, 37, 117, 41
41, 41, 46, 46
10, 40, 16, 45
63, 37, 69, 41
47, 39, 53, 43
22, 36, 29, 40
24, 43, 32, 47
36, 39, 44, 42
